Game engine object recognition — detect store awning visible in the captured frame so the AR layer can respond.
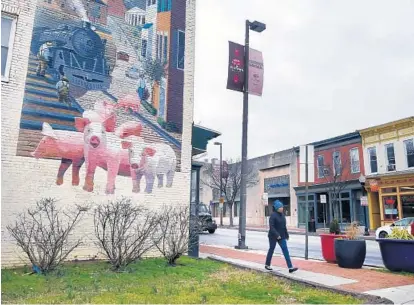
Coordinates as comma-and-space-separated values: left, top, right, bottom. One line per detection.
142, 23, 153, 29
192, 124, 221, 156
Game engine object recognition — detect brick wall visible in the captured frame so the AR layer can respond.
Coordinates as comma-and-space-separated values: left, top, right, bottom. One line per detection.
1, 0, 196, 267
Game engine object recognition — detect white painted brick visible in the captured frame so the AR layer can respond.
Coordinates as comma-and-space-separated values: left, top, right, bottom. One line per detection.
1, 0, 196, 267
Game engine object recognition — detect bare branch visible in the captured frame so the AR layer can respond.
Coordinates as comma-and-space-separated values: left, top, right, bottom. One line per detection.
202, 159, 258, 226
6, 198, 88, 273
152, 205, 199, 266
94, 198, 158, 270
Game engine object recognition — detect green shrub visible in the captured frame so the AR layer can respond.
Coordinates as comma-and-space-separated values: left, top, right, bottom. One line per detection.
141, 100, 157, 116
387, 227, 414, 240
329, 219, 341, 235
157, 117, 179, 133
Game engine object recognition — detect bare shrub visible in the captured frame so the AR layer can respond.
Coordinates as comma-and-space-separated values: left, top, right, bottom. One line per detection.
153, 205, 198, 266
94, 198, 158, 270
6, 198, 88, 274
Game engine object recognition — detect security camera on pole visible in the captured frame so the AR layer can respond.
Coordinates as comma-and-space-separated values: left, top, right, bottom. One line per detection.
226, 20, 266, 249
299, 145, 314, 260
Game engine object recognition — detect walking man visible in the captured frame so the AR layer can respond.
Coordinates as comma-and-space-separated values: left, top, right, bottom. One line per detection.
36, 41, 53, 77
56, 75, 71, 106
265, 200, 298, 273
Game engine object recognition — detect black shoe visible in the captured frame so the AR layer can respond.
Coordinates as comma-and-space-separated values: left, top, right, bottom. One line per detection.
289, 267, 298, 273
265, 265, 273, 271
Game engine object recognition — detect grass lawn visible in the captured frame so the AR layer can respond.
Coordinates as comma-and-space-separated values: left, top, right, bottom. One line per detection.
2, 257, 363, 304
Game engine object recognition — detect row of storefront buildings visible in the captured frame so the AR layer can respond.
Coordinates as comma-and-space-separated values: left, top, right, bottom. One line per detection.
199, 116, 414, 230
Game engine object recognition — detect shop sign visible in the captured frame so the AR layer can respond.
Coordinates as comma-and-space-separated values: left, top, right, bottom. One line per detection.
264, 175, 290, 195
385, 208, 398, 215
369, 179, 379, 192
360, 196, 368, 206
385, 198, 396, 205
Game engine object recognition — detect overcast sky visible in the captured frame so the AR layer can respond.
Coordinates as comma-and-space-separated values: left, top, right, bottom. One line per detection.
193, 0, 414, 161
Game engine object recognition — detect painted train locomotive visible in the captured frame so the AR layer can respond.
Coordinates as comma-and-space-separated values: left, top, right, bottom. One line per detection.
36, 21, 111, 91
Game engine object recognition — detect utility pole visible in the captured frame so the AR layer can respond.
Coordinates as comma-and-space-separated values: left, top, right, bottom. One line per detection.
299, 145, 314, 260
305, 146, 309, 260
235, 19, 266, 250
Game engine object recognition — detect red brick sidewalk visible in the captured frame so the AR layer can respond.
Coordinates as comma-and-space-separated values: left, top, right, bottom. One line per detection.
200, 245, 414, 293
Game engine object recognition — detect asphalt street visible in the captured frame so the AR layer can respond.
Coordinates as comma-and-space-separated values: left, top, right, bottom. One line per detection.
199, 228, 384, 267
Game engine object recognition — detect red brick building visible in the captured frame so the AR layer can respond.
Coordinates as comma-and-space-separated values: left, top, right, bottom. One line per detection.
294, 132, 368, 229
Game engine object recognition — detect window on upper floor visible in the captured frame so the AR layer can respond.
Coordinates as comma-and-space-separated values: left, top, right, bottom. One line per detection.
349, 148, 360, 174
367, 147, 378, 173
317, 155, 325, 178
1, 14, 17, 81
157, 0, 171, 12
333, 151, 342, 176
404, 139, 414, 168
141, 39, 147, 57
385, 143, 396, 172
177, 30, 185, 70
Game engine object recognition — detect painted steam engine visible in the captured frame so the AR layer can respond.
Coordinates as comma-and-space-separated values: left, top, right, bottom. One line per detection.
37, 21, 111, 91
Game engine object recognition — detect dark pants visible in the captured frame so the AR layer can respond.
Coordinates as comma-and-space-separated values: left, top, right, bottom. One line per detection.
265, 237, 293, 269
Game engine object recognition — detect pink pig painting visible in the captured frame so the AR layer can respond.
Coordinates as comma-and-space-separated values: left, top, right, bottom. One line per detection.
31, 122, 85, 186
31, 120, 143, 189
121, 136, 176, 193
115, 94, 140, 113
75, 117, 132, 194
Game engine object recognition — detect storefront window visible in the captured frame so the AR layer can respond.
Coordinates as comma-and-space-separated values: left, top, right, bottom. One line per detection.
383, 196, 399, 221
340, 192, 350, 199
298, 202, 314, 223
382, 187, 397, 194
340, 199, 351, 223
401, 195, 414, 218
400, 185, 414, 193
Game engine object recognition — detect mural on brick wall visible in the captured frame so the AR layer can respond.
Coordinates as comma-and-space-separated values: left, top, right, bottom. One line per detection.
16, 0, 186, 194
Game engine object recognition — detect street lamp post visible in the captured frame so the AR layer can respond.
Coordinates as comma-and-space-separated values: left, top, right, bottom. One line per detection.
214, 142, 223, 226
236, 19, 266, 250
359, 174, 370, 236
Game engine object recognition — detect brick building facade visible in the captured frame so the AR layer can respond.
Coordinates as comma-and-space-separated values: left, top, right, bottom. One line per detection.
1, 0, 196, 266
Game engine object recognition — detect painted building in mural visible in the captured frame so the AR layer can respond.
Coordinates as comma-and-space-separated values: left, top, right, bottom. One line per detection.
1, 0, 196, 266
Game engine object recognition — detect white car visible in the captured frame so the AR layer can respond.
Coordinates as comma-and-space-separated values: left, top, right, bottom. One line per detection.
375, 217, 414, 238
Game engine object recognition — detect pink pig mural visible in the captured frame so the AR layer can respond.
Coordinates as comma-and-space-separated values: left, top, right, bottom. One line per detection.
121, 136, 176, 193
31, 120, 142, 189
115, 94, 140, 113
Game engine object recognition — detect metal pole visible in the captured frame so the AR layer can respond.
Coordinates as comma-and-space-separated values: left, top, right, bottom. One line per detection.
305, 146, 309, 260
188, 168, 200, 258
236, 19, 250, 249
362, 183, 370, 236
219, 144, 223, 227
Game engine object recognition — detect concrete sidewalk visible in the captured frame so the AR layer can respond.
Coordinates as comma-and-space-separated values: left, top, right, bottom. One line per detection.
200, 244, 414, 304
221, 225, 377, 240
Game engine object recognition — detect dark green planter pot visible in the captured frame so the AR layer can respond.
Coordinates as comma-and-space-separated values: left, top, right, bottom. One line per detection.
334, 239, 366, 269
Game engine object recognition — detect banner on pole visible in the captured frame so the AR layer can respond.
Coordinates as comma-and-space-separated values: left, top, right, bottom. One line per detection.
226, 41, 245, 92
248, 48, 264, 96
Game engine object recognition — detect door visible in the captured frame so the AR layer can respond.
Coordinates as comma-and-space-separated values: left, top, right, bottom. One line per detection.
158, 78, 166, 118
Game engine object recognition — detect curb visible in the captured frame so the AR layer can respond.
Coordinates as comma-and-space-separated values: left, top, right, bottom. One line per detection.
208, 256, 394, 305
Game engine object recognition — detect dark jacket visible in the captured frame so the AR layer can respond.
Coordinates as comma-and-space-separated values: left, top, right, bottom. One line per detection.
268, 211, 289, 240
